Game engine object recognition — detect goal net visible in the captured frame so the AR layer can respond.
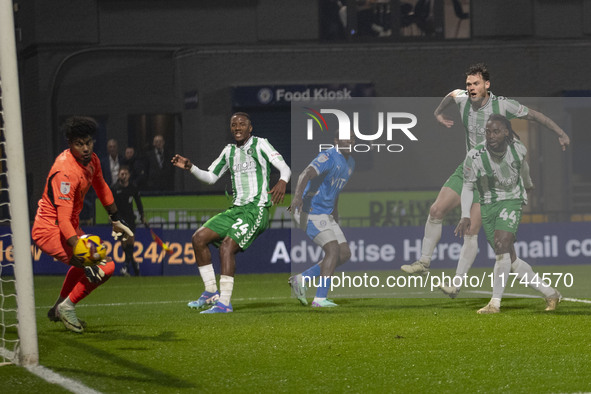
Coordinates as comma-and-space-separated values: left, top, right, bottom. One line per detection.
0, 0, 38, 366
0, 91, 19, 366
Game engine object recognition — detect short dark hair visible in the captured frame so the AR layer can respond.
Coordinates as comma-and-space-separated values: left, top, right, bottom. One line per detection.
487, 113, 520, 143
466, 63, 490, 82
232, 112, 251, 122
63, 116, 97, 143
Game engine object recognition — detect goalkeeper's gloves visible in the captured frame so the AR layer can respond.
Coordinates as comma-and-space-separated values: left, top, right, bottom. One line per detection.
109, 212, 134, 241
84, 263, 105, 283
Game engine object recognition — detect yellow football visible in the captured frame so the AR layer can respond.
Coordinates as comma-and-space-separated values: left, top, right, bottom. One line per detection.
73, 235, 107, 266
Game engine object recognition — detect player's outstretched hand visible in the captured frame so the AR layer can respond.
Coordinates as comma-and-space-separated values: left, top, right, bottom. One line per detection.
454, 217, 471, 238
435, 113, 454, 128
112, 218, 133, 241
171, 154, 192, 170
558, 133, 570, 151
288, 195, 303, 213
84, 264, 105, 283
269, 180, 287, 205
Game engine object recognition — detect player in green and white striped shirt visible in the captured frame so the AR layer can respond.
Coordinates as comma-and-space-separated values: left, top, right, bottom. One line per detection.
172, 112, 291, 313
402, 63, 570, 298
463, 136, 528, 206
456, 114, 561, 314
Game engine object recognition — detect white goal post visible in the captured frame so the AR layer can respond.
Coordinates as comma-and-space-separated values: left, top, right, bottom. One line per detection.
0, 0, 39, 366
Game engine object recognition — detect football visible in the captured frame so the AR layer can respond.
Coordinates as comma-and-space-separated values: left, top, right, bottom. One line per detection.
73, 234, 107, 266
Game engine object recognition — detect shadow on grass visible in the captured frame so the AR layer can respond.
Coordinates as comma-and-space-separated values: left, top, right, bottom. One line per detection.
46, 332, 197, 390
198, 297, 588, 317
240, 297, 489, 313
90, 329, 181, 343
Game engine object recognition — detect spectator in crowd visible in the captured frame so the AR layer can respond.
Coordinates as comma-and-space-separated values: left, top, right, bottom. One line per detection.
100, 138, 121, 186
145, 134, 174, 191
111, 165, 144, 277
320, 0, 346, 40
339, 0, 392, 37
121, 146, 147, 189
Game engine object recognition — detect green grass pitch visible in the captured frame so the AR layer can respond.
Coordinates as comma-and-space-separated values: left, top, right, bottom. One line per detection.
1, 267, 590, 393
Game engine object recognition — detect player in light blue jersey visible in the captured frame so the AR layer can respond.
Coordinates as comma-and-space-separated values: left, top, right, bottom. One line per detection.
288, 133, 356, 307
455, 114, 561, 313
402, 63, 570, 299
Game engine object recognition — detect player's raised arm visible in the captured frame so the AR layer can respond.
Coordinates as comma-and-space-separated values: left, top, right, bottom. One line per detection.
520, 159, 535, 193
434, 89, 462, 128
289, 166, 317, 213
454, 150, 477, 238
525, 109, 570, 151
172, 154, 220, 185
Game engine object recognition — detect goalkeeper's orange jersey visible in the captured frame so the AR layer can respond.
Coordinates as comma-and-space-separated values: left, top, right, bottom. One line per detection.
34, 150, 114, 240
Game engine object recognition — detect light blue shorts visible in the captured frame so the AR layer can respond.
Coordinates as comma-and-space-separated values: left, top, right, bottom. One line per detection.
304, 213, 347, 247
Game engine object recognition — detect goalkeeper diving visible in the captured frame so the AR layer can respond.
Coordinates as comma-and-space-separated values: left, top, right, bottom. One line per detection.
31, 116, 133, 333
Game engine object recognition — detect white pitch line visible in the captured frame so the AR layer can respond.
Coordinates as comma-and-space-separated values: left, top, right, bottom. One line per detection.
466, 290, 541, 299
24, 364, 101, 394
464, 290, 591, 304
1, 347, 100, 394
560, 297, 591, 304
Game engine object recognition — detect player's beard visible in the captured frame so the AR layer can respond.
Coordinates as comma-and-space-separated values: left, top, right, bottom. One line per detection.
470, 96, 485, 110
487, 142, 507, 158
